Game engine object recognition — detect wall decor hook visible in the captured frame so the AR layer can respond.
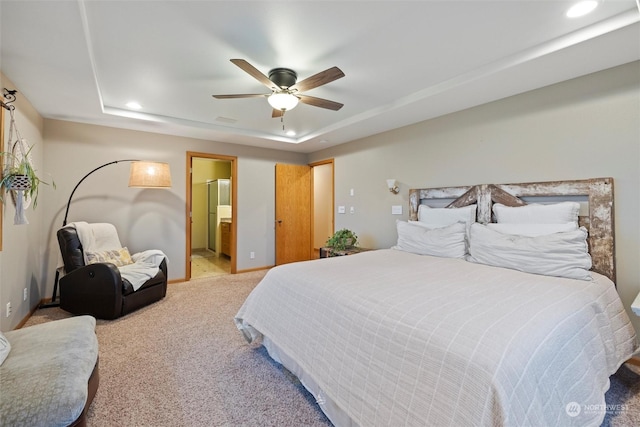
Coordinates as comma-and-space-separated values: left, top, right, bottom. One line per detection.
1, 88, 17, 111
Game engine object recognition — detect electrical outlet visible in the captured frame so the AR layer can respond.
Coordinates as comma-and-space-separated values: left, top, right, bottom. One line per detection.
250, 252, 255, 259
23, 288, 28, 301
5, 302, 11, 318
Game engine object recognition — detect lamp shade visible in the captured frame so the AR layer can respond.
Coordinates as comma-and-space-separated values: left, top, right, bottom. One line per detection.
129, 161, 172, 188
268, 92, 299, 111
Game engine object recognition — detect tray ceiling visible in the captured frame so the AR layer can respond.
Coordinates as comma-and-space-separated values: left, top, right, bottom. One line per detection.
1, 1, 638, 153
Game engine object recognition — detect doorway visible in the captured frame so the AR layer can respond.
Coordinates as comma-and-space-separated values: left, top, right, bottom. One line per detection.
186, 152, 237, 280
274, 159, 334, 265
312, 161, 334, 258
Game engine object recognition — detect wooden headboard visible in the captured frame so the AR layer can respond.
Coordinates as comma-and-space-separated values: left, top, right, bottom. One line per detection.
409, 178, 615, 282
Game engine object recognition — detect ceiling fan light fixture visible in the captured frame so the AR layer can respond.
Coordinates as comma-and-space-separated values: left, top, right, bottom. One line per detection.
268, 92, 299, 111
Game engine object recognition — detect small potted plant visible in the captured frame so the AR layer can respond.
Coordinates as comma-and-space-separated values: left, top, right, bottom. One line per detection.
325, 228, 359, 253
1, 145, 54, 224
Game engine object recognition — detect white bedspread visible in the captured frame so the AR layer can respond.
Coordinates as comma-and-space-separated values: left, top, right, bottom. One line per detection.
235, 249, 638, 427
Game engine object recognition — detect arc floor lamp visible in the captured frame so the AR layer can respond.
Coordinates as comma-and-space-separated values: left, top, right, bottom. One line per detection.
42, 159, 172, 308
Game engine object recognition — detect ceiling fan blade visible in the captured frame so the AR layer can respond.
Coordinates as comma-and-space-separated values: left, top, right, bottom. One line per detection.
230, 59, 280, 90
298, 95, 344, 111
290, 67, 344, 92
272, 109, 284, 118
212, 94, 268, 99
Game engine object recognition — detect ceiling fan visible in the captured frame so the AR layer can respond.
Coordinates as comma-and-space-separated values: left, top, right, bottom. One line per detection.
212, 59, 345, 118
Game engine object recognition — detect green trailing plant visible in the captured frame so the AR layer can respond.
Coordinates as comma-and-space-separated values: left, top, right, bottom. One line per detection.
325, 228, 359, 252
0, 146, 55, 209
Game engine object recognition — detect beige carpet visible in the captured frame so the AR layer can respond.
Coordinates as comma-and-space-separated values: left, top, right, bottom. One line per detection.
26, 271, 330, 427
24, 271, 640, 426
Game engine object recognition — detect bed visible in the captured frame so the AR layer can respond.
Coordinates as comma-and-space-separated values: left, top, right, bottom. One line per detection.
235, 178, 638, 427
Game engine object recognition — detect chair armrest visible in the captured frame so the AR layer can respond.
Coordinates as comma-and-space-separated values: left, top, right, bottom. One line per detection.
59, 263, 124, 319
159, 258, 168, 278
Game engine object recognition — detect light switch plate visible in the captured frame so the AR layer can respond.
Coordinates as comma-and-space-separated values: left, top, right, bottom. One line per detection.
338, 206, 346, 214
392, 205, 403, 215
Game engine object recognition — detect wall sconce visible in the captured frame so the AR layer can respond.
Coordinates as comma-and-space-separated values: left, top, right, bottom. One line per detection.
387, 179, 399, 194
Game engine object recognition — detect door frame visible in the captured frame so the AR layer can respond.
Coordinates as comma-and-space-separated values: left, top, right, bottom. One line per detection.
309, 159, 334, 257
185, 151, 238, 279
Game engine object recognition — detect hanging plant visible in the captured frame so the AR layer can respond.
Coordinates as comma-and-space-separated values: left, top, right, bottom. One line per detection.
0, 108, 54, 224
1, 144, 51, 199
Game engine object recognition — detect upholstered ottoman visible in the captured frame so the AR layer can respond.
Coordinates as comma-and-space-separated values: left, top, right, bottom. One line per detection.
0, 316, 99, 427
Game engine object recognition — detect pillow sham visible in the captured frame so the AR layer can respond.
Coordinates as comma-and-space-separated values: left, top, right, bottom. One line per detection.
467, 223, 592, 280
486, 222, 577, 237
0, 332, 10, 366
86, 247, 134, 267
417, 204, 477, 228
492, 202, 579, 225
392, 220, 467, 258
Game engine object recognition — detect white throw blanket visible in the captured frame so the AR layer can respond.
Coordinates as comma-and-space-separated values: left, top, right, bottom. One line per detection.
72, 222, 123, 265
64, 222, 166, 291
120, 250, 167, 291
57, 222, 122, 272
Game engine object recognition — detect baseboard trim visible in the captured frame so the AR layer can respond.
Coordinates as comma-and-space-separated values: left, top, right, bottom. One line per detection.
14, 302, 43, 330
236, 266, 273, 274
171, 266, 272, 284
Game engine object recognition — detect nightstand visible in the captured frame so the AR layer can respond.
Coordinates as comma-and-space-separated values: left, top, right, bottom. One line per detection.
320, 246, 371, 258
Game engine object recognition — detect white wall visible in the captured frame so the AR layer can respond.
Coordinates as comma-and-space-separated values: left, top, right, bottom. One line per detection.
41, 120, 307, 289
2, 102, 305, 330
0, 73, 48, 331
2, 62, 638, 333
309, 61, 640, 333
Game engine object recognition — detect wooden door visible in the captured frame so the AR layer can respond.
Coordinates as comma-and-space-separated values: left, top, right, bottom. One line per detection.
275, 163, 311, 265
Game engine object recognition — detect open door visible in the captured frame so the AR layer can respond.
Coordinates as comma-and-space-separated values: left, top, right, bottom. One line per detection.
275, 163, 312, 265
186, 151, 237, 280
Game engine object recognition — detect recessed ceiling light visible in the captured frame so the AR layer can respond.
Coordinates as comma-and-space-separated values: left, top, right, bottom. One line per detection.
286, 130, 296, 137
566, 1, 598, 18
126, 101, 142, 110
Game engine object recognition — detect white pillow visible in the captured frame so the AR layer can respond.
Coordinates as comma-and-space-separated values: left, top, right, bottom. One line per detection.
417, 204, 477, 228
392, 220, 467, 258
467, 223, 592, 280
492, 202, 579, 225
85, 247, 134, 267
486, 222, 577, 237
0, 332, 10, 366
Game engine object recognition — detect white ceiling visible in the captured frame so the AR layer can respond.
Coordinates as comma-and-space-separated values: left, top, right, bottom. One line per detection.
1, 1, 638, 153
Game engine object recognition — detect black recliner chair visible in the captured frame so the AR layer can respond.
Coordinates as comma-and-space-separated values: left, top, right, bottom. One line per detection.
57, 226, 168, 319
